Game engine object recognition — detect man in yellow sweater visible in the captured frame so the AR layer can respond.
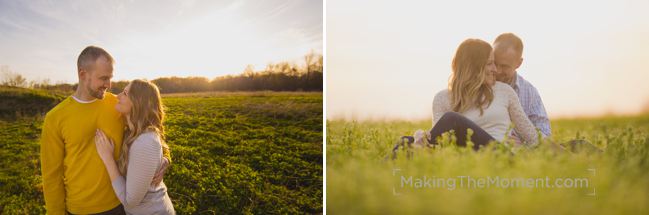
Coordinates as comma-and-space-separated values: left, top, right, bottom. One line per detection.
40, 46, 169, 214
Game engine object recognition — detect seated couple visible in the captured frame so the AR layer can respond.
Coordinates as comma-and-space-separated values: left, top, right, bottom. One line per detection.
404, 33, 551, 151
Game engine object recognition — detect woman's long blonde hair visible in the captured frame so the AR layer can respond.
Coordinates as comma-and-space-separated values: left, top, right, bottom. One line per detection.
117, 79, 169, 175
449, 38, 494, 115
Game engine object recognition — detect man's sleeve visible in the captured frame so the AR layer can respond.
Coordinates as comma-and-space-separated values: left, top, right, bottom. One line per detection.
528, 87, 552, 137
40, 116, 66, 215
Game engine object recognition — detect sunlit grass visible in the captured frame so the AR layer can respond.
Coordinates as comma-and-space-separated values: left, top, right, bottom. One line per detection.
326, 114, 649, 214
0, 92, 323, 214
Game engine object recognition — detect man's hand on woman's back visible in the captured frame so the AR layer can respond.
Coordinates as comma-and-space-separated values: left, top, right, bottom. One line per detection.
151, 157, 169, 186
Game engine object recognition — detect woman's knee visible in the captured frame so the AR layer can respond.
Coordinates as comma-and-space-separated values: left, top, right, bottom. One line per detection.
440, 112, 462, 122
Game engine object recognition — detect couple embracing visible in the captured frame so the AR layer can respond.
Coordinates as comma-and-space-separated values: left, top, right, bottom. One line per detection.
40, 46, 175, 214
406, 33, 552, 151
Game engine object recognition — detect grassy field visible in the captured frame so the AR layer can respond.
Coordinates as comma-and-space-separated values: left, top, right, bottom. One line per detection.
327, 114, 649, 214
0, 91, 323, 214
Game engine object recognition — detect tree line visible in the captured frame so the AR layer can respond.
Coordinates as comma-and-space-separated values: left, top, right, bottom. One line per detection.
1, 52, 322, 94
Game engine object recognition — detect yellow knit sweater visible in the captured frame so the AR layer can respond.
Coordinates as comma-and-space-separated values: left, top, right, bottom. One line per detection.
40, 93, 124, 214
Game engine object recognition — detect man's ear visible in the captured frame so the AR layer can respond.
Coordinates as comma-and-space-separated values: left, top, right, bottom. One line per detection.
79, 69, 90, 80
516, 58, 523, 69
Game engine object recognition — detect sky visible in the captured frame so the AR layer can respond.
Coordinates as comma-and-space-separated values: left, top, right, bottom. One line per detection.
0, 0, 322, 84
327, 0, 649, 120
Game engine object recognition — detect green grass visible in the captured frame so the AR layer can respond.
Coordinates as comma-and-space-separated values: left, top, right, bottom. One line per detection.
326, 114, 649, 214
0, 92, 323, 214
0, 86, 66, 120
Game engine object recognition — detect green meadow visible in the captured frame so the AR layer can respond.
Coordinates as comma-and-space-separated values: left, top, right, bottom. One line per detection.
327, 114, 649, 214
0, 91, 323, 214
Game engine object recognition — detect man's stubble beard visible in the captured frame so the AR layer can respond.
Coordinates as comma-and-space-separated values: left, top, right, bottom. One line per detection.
87, 84, 105, 99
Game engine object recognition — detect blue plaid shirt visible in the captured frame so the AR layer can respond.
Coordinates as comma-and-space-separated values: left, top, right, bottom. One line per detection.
510, 73, 552, 137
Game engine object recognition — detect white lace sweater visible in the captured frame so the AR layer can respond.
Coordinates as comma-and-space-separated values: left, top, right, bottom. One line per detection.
432, 82, 539, 145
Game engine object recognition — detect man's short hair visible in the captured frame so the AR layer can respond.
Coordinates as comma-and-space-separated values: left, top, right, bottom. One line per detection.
494, 33, 523, 56
77, 46, 114, 72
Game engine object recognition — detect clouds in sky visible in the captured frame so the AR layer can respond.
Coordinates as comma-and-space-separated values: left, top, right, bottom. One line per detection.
0, 0, 323, 83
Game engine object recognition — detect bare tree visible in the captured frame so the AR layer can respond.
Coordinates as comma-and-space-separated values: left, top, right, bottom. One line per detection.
1, 65, 28, 87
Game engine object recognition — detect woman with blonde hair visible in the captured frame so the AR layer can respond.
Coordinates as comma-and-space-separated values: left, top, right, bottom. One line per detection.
95, 79, 175, 214
404, 38, 539, 151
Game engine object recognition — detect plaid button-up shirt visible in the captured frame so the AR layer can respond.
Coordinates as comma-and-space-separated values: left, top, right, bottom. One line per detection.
510, 73, 552, 137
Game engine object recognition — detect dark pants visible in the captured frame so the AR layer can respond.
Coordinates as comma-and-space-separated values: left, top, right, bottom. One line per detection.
67, 204, 125, 215
427, 112, 496, 150
391, 112, 497, 159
